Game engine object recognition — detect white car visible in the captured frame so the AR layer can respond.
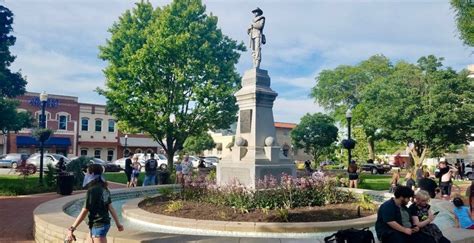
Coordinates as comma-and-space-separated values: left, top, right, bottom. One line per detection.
113, 153, 168, 170
465, 163, 473, 179
27, 153, 70, 171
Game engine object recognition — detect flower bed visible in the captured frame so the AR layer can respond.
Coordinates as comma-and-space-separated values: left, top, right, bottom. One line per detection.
140, 174, 375, 222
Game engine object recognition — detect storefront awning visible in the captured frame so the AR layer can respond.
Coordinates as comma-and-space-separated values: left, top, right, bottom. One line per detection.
16, 136, 71, 147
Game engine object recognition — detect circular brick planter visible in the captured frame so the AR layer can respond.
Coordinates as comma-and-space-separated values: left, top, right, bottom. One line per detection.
122, 198, 378, 234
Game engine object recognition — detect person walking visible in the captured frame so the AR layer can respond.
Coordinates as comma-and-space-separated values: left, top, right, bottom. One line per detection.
181, 155, 193, 182
66, 164, 124, 242
143, 153, 158, 186
124, 152, 133, 188
130, 156, 141, 187
175, 160, 183, 184
55, 157, 67, 173
415, 164, 424, 185
435, 161, 456, 199
347, 160, 359, 188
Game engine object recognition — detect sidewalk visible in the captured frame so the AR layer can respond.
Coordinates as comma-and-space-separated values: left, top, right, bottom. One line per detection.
0, 182, 125, 242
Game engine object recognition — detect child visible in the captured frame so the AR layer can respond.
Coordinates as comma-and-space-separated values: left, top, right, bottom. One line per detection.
405, 171, 416, 190
409, 190, 450, 243
131, 156, 141, 187
175, 161, 183, 184
452, 197, 474, 229
66, 164, 124, 242
389, 169, 400, 193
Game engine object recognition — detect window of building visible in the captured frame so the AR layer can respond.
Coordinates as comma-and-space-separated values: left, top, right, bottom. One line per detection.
81, 149, 88, 156
59, 115, 67, 130
81, 118, 89, 131
135, 149, 142, 154
107, 150, 114, 162
94, 149, 101, 159
95, 119, 102, 132
108, 120, 115, 133
123, 149, 130, 157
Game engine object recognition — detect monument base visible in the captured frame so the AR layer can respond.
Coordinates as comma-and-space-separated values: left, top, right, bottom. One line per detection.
217, 159, 296, 189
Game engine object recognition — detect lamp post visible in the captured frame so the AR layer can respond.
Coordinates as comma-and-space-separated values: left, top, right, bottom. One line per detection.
124, 134, 128, 157
39, 91, 48, 185
346, 108, 352, 167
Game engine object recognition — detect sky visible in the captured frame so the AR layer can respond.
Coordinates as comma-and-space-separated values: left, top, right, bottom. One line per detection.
4, 0, 473, 123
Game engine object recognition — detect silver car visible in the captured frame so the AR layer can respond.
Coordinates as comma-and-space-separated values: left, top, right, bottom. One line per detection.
0, 153, 29, 168
27, 153, 70, 171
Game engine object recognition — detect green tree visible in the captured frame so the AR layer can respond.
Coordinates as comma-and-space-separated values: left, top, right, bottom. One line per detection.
183, 132, 215, 155
311, 55, 394, 160
0, 6, 32, 135
451, 0, 474, 47
98, 0, 245, 170
291, 113, 339, 163
362, 55, 474, 166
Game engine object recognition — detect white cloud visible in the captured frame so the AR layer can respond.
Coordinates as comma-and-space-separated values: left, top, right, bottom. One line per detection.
273, 98, 325, 123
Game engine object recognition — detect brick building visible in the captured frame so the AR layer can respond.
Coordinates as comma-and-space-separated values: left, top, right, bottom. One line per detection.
6, 92, 79, 156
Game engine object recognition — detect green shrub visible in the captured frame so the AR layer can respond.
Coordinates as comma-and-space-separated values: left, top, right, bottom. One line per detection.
66, 157, 91, 188
45, 164, 57, 188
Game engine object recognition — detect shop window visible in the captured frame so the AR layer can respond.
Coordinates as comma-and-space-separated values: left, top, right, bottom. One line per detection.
95, 119, 102, 132
94, 149, 101, 159
81, 118, 89, 131
108, 120, 115, 133
107, 150, 114, 162
81, 149, 88, 156
59, 115, 67, 130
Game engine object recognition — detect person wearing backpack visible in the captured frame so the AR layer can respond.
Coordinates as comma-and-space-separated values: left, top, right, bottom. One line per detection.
143, 153, 158, 186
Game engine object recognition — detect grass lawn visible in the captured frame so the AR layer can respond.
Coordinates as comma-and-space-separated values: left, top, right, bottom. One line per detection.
358, 173, 396, 191
0, 175, 56, 196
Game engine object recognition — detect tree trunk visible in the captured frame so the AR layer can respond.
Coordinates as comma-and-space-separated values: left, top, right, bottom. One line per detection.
166, 137, 175, 172
367, 137, 375, 161
409, 146, 428, 167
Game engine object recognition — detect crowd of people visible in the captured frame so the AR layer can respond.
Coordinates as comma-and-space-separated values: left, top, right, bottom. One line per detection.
123, 152, 196, 187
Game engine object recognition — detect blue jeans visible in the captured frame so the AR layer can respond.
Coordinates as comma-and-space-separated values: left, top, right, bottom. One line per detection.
143, 175, 156, 186
90, 224, 110, 238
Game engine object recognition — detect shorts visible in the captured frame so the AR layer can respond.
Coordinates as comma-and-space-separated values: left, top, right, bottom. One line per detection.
90, 224, 110, 238
132, 170, 140, 178
439, 182, 451, 195
349, 173, 359, 180
125, 171, 132, 182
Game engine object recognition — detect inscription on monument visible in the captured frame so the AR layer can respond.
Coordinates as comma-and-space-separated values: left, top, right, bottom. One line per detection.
221, 167, 251, 185
240, 109, 252, 133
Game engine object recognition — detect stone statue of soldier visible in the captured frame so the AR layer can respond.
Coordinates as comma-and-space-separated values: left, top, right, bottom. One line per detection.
247, 7, 266, 69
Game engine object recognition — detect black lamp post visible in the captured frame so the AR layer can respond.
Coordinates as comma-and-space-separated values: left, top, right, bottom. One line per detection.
124, 134, 128, 157
346, 109, 352, 167
39, 91, 48, 185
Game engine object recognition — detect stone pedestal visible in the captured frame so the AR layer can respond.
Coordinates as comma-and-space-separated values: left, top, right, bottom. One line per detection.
217, 68, 296, 188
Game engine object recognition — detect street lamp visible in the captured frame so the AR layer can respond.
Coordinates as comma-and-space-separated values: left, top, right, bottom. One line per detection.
124, 134, 128, 157
345, 108, 353, 167
39, 91, 48, 185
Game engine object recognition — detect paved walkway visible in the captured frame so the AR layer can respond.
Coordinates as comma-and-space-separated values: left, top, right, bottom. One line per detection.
0, 182, 125, 242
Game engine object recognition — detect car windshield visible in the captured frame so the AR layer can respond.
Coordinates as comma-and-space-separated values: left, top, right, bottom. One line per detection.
52, 154, 70, 162
92, 158, 106, 164
158, 154, 167, 160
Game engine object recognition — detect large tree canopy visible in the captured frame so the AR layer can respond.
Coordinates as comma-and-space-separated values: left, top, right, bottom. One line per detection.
291, 113, 338, 163
0, 6, 31, 135
311, 55, 394, 160
362, 55, 474, 166
183, 132, 215, 155
98, 0, 245, 169
451, 0, 474, 47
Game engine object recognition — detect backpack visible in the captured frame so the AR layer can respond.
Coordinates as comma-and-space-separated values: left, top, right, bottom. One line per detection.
324, 228, 375, 243
147, 159, 157, 171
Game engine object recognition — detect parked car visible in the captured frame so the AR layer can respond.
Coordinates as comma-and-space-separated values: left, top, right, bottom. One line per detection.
465, 163, 473, 179
70, 156, 122, 172
361, 163, 391, 174
27, 153, 71, 171
198, 156, 219, 168
0, 153, 29, 168
113, 153, 168, 170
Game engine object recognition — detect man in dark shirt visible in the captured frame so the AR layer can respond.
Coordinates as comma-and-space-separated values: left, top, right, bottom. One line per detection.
124, 153, 133, 188
143, 153, 157, 186
375, 186, 420, 243
418, 171, 438, 198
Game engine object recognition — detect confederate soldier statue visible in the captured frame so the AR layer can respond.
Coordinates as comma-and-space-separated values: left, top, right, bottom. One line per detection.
247, 7, 266, 69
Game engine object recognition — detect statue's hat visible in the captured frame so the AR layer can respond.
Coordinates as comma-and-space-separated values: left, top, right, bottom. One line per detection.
251, 7, 263, 15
